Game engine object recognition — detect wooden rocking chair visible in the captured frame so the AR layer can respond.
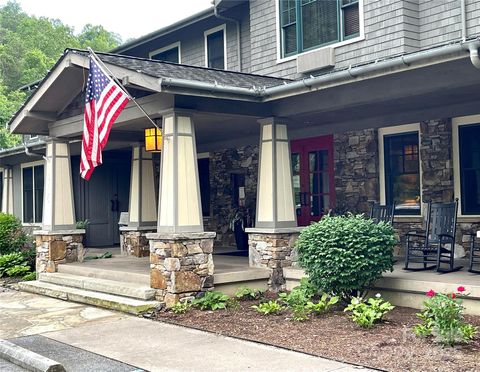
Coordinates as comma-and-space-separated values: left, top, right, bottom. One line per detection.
404, 199, 461, 273
469, 233, 480, 274
370, 202, 395, 224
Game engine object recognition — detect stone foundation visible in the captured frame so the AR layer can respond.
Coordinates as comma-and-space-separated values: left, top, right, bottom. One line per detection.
247, 230, 301, 291
120, 228, 155, 257
147, 232, 216, 307
34, 230, 85, 273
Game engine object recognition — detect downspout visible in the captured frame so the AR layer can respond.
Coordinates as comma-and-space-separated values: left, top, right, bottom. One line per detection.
23, 141, 47, 161
213, 2, 242, 72
461, 0, 480, 69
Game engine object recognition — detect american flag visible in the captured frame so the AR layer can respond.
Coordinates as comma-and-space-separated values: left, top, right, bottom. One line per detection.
80, 55, 130, 180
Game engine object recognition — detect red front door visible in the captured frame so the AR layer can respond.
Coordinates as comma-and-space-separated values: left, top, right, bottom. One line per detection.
291, 135, 335, 226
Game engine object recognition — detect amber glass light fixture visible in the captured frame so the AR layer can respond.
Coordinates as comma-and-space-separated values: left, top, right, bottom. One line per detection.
144, 127, 162, 152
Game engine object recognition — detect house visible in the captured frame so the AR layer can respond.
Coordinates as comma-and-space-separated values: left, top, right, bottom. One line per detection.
5, 0, 480, 311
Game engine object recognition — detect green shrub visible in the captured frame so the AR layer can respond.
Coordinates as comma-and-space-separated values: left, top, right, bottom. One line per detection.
279, 278, 317, 307
344, 294, 395, 328
0, 252, 27, 277
0, 213, 28, 255
5, 264, 30, 277
413, 286, 478, 346
235, 286, 264, 301
252, 300, 283, 315
22, 272, 36, 281
192, 291, 230, 311
296, 214, 396, 301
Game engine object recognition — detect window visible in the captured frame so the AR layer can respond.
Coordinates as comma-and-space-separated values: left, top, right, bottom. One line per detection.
458, 124, 480, 215
204, 25, 226, 69
149, 42, 181, 63
22, 164, 44, 223
279, 0, 360, 57
383, 132, 421, 215
198, 157, 210, 217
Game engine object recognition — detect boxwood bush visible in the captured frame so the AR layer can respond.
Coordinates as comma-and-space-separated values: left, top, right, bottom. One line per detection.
296, 214, 396, 301
0, 213, 28, 255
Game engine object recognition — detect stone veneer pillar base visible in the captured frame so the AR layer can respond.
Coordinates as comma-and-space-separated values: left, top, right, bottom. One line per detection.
120, 226, 156, 257
34, 230, 85, 273
246, 228, 303, 291
146, 232, 216, 307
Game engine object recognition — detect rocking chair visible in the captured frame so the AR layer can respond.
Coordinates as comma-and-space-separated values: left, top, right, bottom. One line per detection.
370, 202, 396, 224
469, 233, 480, 274
404, 199, 461, 273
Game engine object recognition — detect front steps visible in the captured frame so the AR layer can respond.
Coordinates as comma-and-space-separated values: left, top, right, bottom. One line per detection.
18, 270, 160, 315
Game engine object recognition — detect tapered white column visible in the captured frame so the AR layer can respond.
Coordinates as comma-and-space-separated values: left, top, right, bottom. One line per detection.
157, 110, 203, 233
42, 140, 76, 231
1, 167, 13, 214
255, 117, 297, 229
128, 145, 157, 227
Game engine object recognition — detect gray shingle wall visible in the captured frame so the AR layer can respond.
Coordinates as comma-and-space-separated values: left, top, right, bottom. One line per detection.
248, 0, 480, 80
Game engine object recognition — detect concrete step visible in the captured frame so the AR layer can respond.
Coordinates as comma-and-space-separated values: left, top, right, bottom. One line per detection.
57, 264, 150, 285
18, 281, 160, 315
38, 272, 156, 300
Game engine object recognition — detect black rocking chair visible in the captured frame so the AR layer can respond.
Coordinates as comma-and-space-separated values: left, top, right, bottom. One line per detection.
469, 233, 480, 274
370, 202, 396, 224
404, 199, 461, 273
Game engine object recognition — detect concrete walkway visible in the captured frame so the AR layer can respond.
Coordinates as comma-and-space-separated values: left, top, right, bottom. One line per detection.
0, 289, 373, 372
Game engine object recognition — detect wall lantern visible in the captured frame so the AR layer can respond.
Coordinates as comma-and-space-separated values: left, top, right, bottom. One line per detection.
144, 127, 162, 152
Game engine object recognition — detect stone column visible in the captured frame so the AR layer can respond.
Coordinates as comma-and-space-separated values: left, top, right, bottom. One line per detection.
120, 144, 157, 257
1, 166, 13, 214
35, 140, 84, 273
147, 110, 215, 305
246, 117, 301, 291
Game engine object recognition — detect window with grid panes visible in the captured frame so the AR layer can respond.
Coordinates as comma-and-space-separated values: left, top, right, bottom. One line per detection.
280, 0, 360, 57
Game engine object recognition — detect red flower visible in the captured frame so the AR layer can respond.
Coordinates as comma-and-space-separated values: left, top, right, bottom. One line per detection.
426, 289, 436, 298
457, 286, 466, 293
451, 293, 456, 299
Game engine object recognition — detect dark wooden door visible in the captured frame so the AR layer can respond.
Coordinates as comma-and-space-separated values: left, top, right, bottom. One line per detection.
72, 150, 131, 247
291, 136, 335, 226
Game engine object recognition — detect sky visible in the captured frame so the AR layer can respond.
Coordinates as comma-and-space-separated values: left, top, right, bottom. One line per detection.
0, 0, 214, 41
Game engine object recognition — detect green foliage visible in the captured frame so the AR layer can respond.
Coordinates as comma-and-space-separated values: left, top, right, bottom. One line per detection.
296, 214, 396, 301
22, 271, 36, 281
279, 278, 317, 307
344, 295, 395, 328
0, 1, 122, 149
252, 300, 283, 315
171, 300, 191, 314
0, 213, 27, 255
192, 291, 230, 311
414, 288, 478, 346
290, 304, 311, 321
235, 286, 264, 301
0, 251, 32, 278
75, 219, 90, 229
306, 293, 339, 315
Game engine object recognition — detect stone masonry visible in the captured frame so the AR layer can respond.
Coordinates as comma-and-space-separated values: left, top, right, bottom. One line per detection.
248, 232, 300, 291
147, 232, 216, 307
120, 230, 153, 257
35, 231, 85, 273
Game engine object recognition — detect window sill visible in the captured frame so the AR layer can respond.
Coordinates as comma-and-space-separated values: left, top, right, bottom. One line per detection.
22, 223, 42, 228
276, 35, 365, 65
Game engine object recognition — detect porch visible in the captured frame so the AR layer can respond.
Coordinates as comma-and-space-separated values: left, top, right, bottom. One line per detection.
284, 260, 480, 315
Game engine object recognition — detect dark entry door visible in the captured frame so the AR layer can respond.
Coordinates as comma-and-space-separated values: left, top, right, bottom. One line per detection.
72, 150, 131, 247
291, 136, 335, 226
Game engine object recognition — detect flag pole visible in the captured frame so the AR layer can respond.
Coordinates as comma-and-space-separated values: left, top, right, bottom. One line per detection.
87, 47, 160, 129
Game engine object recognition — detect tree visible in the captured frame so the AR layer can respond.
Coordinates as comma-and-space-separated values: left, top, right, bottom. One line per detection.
78, 24, 121, 52
0, 82, 24, 148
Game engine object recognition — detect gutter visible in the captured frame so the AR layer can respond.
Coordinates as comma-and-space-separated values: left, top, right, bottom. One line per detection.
156, 39, 480, 102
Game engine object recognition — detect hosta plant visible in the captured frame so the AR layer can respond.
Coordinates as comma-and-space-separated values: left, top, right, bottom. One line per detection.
235, 286, 264, 301
344, 294, 394, 328
192, 291, 230, 311
413, 286, 478, 346
171, 300, 192, 314
252, 300, 283, 315
306, 293, 339, 315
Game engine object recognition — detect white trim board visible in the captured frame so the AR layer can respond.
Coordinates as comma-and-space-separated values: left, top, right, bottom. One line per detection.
204, 24, 227, 70
378, 123, 422, 217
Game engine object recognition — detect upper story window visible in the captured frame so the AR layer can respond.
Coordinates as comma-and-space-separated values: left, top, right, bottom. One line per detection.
22, 163, 44, 223
280, 0, 360, 57
149, 42, 181, 63
204, 25, 226, 69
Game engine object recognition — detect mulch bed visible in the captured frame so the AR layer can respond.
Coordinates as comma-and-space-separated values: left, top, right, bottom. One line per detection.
153, 295, 480, 372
